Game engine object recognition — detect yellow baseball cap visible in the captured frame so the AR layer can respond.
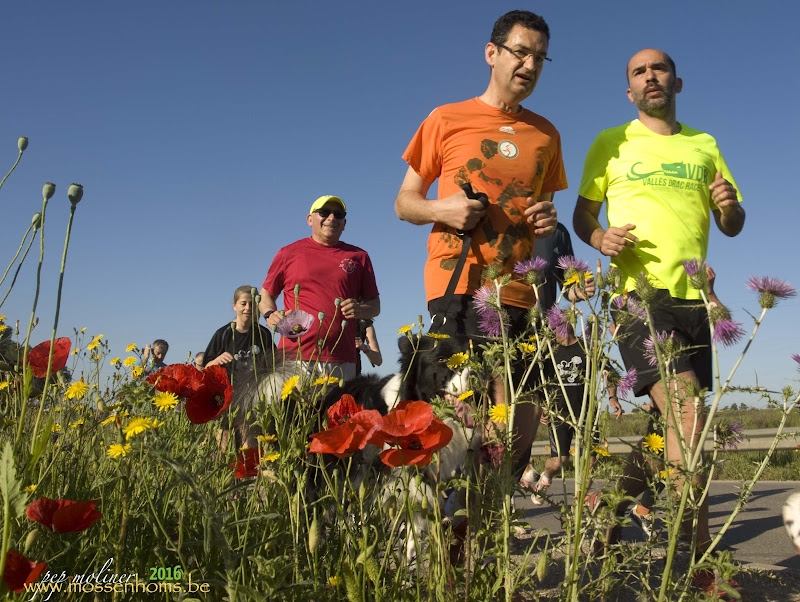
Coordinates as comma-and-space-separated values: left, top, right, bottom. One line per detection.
308, 195, 346, 215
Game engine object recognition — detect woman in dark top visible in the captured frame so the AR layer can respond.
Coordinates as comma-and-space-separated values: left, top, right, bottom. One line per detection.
203, 285, 276, 381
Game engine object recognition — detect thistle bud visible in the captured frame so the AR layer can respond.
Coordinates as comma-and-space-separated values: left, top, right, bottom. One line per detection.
68, 183, 83, 205
18, 137, 28, 152
31, 213, 42, 229
42, 182, 55, 201
634, 272, 657, 304
483, 264, 502, 281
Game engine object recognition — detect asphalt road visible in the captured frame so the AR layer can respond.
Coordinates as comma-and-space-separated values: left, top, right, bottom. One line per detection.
515, 479, 800, 572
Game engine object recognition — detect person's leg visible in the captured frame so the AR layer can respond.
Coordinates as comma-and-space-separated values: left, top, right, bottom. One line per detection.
647, 370, 711, 548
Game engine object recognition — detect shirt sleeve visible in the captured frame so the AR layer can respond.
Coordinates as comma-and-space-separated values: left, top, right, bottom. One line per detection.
541, 129, 569, 194
401, 108, 443, 184
263, 247, 286, 299
359, 252, 380, 300
578, 134, 610, 203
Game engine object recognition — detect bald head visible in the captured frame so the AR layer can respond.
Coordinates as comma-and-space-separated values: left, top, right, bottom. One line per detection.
626, 48, 676, 84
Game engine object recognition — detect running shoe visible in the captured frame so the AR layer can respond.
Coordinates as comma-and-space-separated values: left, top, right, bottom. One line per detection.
519, 464, 540, 490
531, 476, 550, 506
629, 504, 654, 539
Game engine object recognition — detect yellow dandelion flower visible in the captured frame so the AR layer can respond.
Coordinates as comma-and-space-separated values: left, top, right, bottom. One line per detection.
258, 434, 277, 445
24, 484, 35, 494
488, 403, 508, 424
123, 417, 153, 440
86, 341, 100, 351
0, 315, 6, 321
69, 419, 84, 428
92, 334, 103, 342
659, 469, 675, 479
65, 380, 90, 400
328, 576, 340, 587
262, 452, 280, 463
0, 382, 9, 392
517, 342, 537, 354
51, 423, 62, 433
446, 352, 469, 370
71, 348, 80, 355
153, 391, 179, 412
281, 375, 299, 400
106, 402, 121, 411
456, 390, 474, 401
130, 366, 143, 378
312, 375, 339, 386
593, 446, 611, 458
123, 356, 137, 367
79, 327, 86, 333
125, 343, 137, 352
149, 418, 164, 429
0, 325, 6, 334
100, 415, 117, 426
569, 448, 575, 456
110, 357, 121, 366
643, 433, 665, 454
396, 324, 414, 334
563, 271, 594, 287
107, 443, 131, 458
425, 332, 450, 339
53, 406, 63, 412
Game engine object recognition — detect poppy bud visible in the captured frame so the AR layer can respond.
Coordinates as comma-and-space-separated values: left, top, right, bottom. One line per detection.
24, 529, 40, 554
294, 284, 300, 296
318, 312, 325, 322
358, 480, 366, 501
68, 183, 83, 205
18, 137, 28, 152
308, 512, 319, 553
334, 298, 342, 307
31, 213, 42, 229
536, 549, 548, 581
42, 182, 55, 200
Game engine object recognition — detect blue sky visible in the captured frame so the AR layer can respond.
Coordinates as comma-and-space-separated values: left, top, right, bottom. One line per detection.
1, 1, 797, 408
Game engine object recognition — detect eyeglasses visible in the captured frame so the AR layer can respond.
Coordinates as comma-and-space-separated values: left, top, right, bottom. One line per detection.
495, 42, 551, 65
315, 208, 346, 220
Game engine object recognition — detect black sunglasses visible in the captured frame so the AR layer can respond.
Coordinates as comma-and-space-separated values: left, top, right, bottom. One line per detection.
315, 208, 346, 220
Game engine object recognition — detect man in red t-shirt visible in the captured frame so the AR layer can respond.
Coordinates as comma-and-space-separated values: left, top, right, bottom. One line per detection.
259, 195, 380, 381
394, 10, 564, 466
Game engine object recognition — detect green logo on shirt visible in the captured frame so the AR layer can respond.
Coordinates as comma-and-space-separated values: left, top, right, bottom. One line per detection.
627, 161, 709, 184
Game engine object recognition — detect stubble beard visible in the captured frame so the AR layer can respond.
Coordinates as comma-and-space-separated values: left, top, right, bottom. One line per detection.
635, 87, 675, 119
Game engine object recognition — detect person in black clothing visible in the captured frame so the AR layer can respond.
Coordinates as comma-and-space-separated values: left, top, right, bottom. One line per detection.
354, 319, 383, 376
203, 285, 276, 380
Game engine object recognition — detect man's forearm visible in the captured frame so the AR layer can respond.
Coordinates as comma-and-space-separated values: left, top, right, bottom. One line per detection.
716, 205, 746, 237
395, 190, 437, 225
258, 288, 277, 317
573, 204, 605, 250
359, 297, 380, 320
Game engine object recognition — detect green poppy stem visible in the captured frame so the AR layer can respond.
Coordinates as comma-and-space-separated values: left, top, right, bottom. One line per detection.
31, 202, 78, 453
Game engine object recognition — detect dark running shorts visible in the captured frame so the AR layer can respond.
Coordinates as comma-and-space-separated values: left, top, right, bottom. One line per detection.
612, 289, 712, 397
547, 416, 600, 458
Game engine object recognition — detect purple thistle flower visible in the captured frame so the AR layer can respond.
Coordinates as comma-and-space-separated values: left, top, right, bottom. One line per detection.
472, 285, 499, 316
276, 310, 315, 339
643, 331, 672, 367
716, 421, 744, 451
746, 276, 797, 309
547, 305, 570, 340
617, 367, 638, 398
513, 256, 549, 275
612, 296, 624, 309
556, 255, 591, 273
626, 297, 648, 321
478, 309, 503, 337
681, 258, 705, 277
793, 354, 800, 366
712, 318, 745, 348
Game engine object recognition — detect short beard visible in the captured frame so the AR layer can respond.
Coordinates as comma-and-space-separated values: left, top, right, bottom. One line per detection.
634, 85, 675, 119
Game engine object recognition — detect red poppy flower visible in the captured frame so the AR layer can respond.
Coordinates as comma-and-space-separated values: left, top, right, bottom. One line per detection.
27, 337, 71, 378
26, 497, 102, 533
146, 364, 198, 397
372, 400, 434, 443
378, 416, 453, 467
232, 447, 261, 478
184, 365, 232, 424
327, 394, 364, 428
309, 409, 382, 458
2, 550, 47, 593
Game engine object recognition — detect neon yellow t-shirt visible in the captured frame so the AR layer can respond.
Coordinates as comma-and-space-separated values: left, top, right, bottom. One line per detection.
578, 119, 742, 300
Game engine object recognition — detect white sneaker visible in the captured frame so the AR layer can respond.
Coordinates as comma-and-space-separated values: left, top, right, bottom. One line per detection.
519, 464, 540, 490
530, 477, 550, 506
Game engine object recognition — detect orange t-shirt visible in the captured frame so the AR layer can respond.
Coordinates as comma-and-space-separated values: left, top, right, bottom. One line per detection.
402, 98, 568, 309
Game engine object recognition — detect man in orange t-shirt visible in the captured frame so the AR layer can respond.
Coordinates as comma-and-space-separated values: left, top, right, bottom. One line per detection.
394, 10, 566, 467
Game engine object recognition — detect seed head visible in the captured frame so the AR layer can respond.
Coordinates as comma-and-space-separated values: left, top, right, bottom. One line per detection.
18, 137, 28, 152
42, 182, 56, 201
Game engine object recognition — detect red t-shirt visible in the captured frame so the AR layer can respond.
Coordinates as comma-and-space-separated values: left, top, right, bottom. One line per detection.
403, 97, 568, 309
263, 237, 379, 363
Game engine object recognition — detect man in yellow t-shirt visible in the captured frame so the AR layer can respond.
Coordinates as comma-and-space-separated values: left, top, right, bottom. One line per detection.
573, 48, 745, 596
394, 10, 564, 469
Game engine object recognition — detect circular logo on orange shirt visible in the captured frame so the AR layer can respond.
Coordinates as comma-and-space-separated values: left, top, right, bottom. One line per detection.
498, 140, 519, 159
